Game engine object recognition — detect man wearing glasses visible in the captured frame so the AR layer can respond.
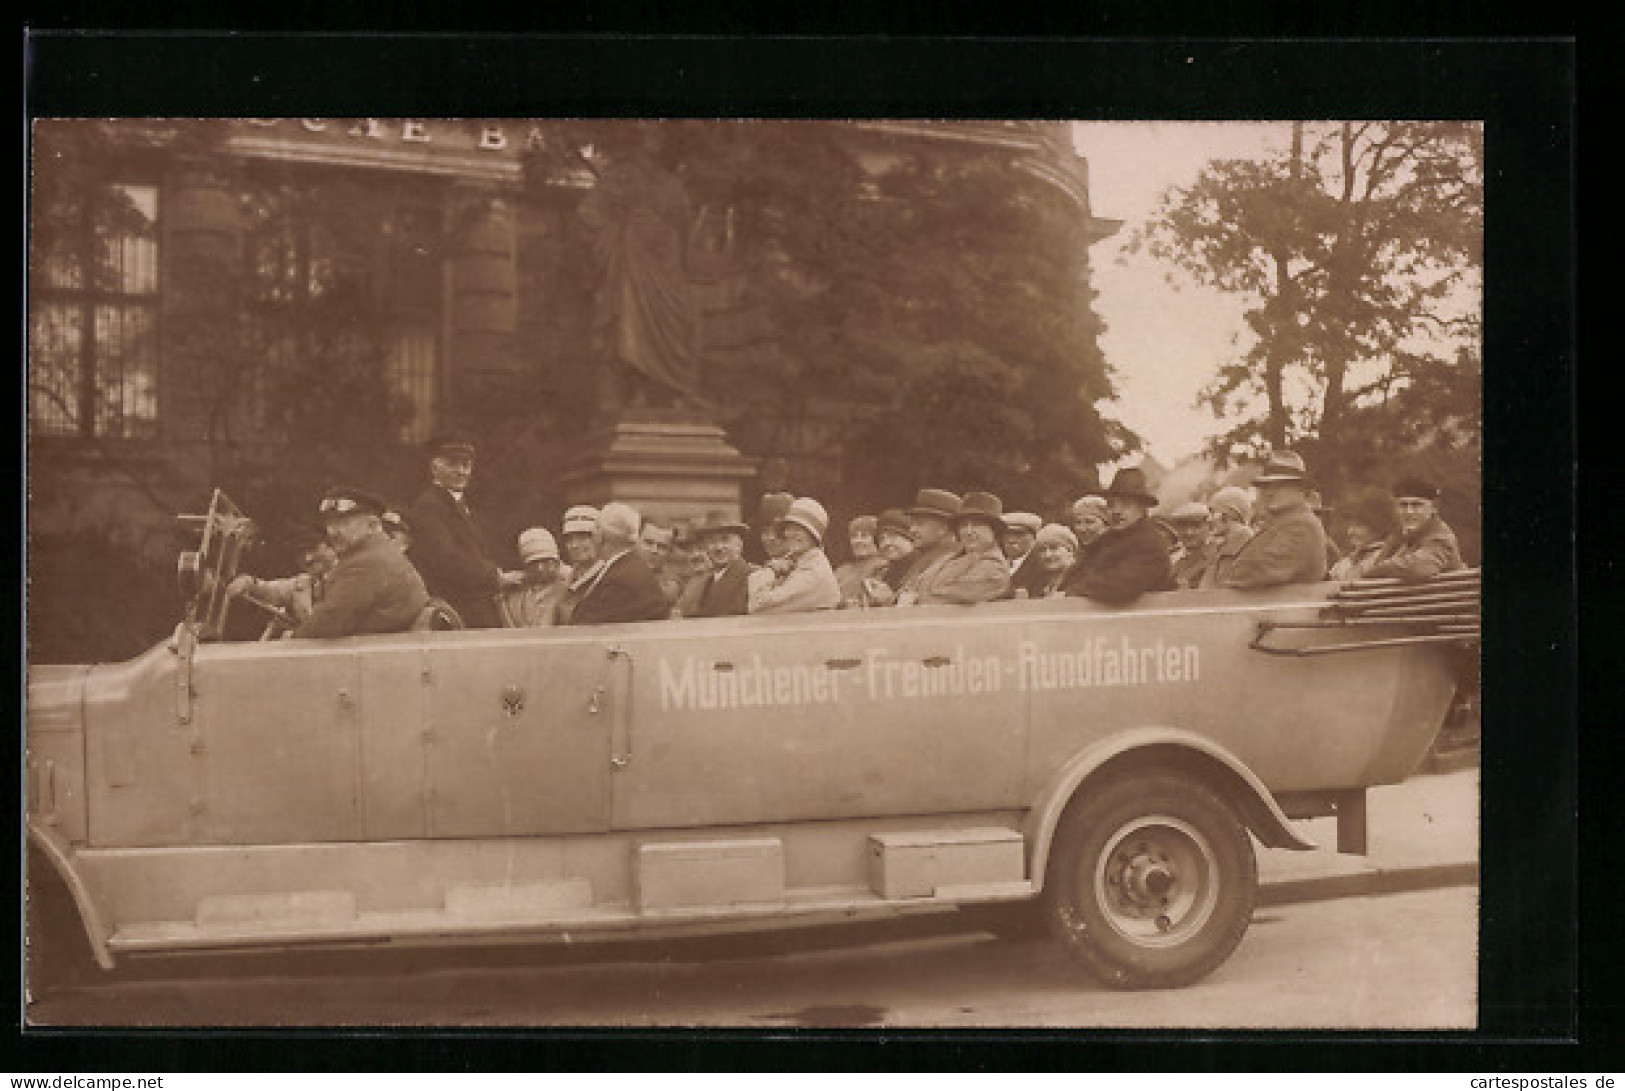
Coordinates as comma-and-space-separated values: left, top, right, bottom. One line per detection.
293, 486, 429, 639
406, 433, 520, 628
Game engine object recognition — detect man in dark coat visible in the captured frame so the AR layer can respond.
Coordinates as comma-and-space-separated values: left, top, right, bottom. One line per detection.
678, 510, 753, 618
406, 433, 516, 628
1366, 474, 1464, 582
1066, 467, 1173, 604
294, 486, 428, 639
570, 502, 671, 625
1222, 451, 1329, 589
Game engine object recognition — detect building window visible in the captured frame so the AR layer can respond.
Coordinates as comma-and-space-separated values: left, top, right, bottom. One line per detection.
388, 326, 439, 443
30, 183, 161, 439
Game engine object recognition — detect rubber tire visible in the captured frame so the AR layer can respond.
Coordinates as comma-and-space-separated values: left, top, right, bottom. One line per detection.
1042, 772, 1257, 989
25, 849, 96, 1001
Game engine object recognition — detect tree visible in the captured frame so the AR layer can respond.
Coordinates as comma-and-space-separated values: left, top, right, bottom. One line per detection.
1132, 122, 1483, 500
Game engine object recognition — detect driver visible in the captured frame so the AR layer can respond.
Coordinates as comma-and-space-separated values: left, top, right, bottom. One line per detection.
293, 486, 430, 639
226, 525, 336, 626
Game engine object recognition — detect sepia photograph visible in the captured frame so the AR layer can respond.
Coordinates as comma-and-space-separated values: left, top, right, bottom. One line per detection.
20, 111, 1497, 1033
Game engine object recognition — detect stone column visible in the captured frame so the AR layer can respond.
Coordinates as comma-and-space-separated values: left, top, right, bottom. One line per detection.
445, 189, 518, 399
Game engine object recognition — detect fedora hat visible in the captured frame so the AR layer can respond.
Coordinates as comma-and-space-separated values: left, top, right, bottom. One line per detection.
1253, 450, 1316, 489
695, 509, 749, 538
776, 497, 829, 544
1100, 467, 1159, 506
908, 488, 962, 520
951, 491, 1005, 531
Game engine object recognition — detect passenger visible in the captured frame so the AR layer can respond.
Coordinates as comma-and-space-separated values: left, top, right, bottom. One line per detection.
1167, 501, 1214, 589
754, 491, 795, 564
834, 515, 888, 607
1001, 511, 1046, 598
1066, 468, 1174, 605
292, 486, 429, 639
888, 488, 963, 604
1327, 494, 1392, 582
638, 520, 684, 608
1016, 522, 1078, 599
676, 510, 753, 618
555, 505, 603, 626
226, 525, 336, 625
748, 497, 842, 614
568, 502, 671, 625
405, 433, 519, 629
502, 528, 570, 627
1069, 495, 1110, 549
859, 509, 916, 607
1365, 475, 1464, 582
1198, 486, 1255, 588
908, 491, 1012, 606
1220, 452, 1329, 589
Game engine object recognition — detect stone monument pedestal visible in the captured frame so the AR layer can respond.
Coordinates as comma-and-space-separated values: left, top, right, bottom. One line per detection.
553, 408, 759, 530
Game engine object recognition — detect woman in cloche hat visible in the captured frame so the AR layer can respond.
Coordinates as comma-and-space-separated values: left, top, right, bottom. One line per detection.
747, 496, 842, 614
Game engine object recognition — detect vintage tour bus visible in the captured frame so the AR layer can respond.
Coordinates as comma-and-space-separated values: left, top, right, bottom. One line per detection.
25, 492, 1478, 992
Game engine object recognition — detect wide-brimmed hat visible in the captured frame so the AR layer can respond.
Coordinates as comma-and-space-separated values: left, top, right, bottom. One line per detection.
1169, 501, 1211, 524
695, 509, 749, 539
875, 509, 912, 540
1002, 511, 1042, 534
1391, 474, 1440, 502
518, 528, 561, 563
908, 488, 962, 520
776, 497, 829, 544
561, 505, 600, 536
757, 492, 795, 526
1100, 467, 1159, 506
318, 485, 388, 520
1035, 523, 1079, 552
1207, 486, 1253, 523
951, 491, 1005, 532
1252, 450, 1316, 489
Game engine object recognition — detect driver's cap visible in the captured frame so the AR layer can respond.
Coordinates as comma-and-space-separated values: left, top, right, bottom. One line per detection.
318, 485, 387, 519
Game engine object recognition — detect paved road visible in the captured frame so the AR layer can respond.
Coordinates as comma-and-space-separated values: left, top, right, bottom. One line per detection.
28, 886, 1476, 1029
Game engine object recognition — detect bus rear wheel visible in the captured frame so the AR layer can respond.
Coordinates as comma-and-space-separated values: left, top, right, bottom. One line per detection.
1043, 772, 1257, 989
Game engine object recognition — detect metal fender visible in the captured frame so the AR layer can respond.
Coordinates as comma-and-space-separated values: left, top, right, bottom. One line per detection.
27, 819, 115, 970
1024, 726, 1317, 891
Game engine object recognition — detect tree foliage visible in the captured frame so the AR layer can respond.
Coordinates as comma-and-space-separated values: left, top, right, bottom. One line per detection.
1131, 121, 1483, 504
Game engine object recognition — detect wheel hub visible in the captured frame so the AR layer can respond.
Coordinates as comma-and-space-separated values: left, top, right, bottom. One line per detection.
1094, 817, 1221, 948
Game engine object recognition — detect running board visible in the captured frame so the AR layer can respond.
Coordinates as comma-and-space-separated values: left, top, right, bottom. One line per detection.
105, 880, 1038, 955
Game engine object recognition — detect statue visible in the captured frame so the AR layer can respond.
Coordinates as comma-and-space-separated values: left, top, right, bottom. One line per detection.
577, 132, 708, 416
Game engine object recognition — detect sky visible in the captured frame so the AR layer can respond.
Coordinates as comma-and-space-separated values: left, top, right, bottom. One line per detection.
1070, 122, 1293, 467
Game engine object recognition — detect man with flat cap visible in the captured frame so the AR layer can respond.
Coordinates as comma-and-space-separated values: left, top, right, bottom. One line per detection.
293, 486, 429, 639
1167, 501, 1214, 589
1366, 474, 1463, 582
406, 433, 517, 629
1066, 467, 1174, 604
1221, 451, 1329, 589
